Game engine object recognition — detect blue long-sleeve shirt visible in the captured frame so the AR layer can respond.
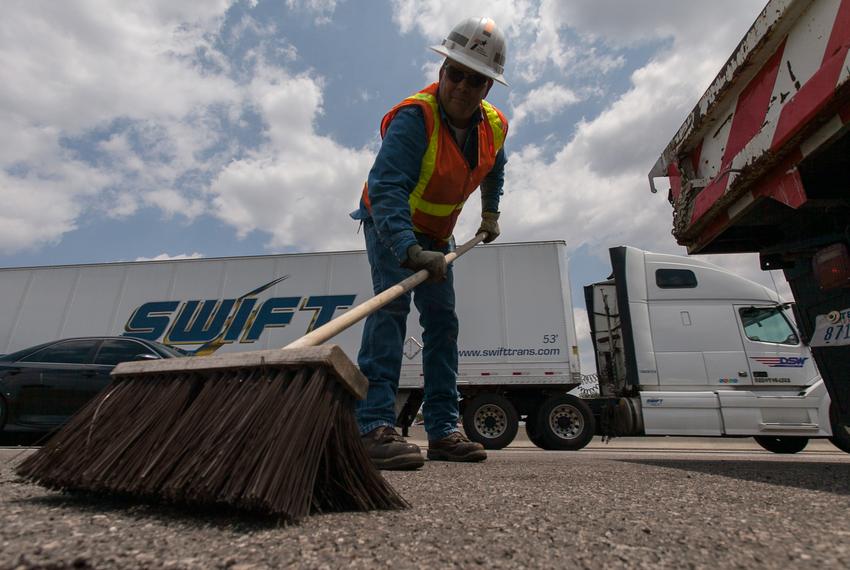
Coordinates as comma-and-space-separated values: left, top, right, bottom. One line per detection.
352, 103, 507, 264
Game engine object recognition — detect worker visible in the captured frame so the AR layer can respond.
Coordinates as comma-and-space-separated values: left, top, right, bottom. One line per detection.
351, 17, 509, 470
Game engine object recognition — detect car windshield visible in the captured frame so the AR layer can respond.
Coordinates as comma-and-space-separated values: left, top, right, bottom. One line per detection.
149, 341, 189, 358
0, 342, 54, 363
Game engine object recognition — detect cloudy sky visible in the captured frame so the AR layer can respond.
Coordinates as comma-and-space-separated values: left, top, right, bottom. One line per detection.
2, 0, 786, 370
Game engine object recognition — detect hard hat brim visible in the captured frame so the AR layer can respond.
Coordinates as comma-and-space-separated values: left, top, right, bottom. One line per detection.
429, 45, 509, 87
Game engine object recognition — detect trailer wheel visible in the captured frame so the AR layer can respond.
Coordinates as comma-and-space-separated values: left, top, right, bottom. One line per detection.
828, 402, 850, 454
535, 394, 595, 451
754, 436, 809, 454
462, 394, 518, 450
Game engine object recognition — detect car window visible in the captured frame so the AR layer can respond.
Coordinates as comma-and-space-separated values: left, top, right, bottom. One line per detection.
94, 339, 158, 366
739, 307, 799, 345
20, 339, 99, 364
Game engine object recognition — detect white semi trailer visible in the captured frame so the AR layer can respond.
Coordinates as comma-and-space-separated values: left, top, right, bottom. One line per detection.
0, 241, 584, 449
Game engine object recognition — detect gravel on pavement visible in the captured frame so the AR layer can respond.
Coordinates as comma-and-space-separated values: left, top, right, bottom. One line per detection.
2, 444, 849, 569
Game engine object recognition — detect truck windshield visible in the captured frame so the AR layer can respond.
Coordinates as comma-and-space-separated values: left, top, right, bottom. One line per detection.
739, 307, 799, 345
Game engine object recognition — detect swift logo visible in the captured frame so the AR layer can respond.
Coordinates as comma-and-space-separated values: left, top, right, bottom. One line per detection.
123, 276, 355, 355
749, 356, 808, 368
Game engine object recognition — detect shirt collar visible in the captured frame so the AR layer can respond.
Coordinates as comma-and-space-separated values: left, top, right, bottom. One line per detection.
436, 90, 484, 128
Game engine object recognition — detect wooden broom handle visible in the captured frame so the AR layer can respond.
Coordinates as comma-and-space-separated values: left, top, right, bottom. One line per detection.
285, 233, 486, 349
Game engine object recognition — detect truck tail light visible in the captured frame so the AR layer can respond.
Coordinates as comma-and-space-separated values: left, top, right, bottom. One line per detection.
813, 243, 850, 290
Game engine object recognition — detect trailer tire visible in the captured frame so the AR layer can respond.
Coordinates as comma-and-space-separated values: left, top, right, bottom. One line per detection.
754, 436, 809, 454
535, 394, 595, 451
828, 402, 850, 454
524, 409, 547, 449
462, 394, 518, 450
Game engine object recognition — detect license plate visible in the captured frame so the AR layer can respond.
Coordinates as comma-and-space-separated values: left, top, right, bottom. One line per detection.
810, 308, 850, 347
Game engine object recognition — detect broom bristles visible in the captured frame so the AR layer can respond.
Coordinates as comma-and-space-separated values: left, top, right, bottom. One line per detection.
16, 357, 408, 522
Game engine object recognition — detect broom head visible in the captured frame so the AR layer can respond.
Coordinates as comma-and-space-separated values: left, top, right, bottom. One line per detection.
16, 345, 408, 522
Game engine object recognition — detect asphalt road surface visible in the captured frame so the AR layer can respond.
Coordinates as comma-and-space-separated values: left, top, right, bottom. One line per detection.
2, 433, 849, 569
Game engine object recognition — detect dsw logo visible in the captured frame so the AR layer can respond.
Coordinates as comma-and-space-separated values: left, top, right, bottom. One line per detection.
750, 356, 808, 368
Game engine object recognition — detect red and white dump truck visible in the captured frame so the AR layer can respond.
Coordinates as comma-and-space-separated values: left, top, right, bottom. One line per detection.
649, 0, 850, 439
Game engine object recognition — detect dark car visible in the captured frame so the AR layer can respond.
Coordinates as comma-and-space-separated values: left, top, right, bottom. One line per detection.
0, 336, 184, 433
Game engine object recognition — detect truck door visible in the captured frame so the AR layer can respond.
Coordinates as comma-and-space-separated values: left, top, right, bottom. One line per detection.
736, 305, 818, 386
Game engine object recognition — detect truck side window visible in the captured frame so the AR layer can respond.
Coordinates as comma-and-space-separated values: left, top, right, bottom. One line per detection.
739, 307, 799, 345
655, 269, 697, 288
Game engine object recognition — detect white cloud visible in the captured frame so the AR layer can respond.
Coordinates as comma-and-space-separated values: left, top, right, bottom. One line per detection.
135, 252, 205, 261
286, 0, 339, 25
509, 82, 581, 130
391, 0, 532, 41
543, 0, 764, 47
208, 146, 374, 252
0, 154, 113, 253
0, 2, 237, 132
208, 64, 374, 252
105, 192, 139, 218
0, 1, 241, 252
145, 189, 206, 220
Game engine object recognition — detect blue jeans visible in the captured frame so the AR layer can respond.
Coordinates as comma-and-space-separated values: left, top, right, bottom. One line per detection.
356, 219, 460, 441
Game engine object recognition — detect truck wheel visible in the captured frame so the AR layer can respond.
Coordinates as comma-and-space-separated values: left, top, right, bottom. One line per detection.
535, 394, 595, 451
828, 402, 850, 454
462, 394, 518, 450
524, 409, 547, 449
754, 436, 809, 454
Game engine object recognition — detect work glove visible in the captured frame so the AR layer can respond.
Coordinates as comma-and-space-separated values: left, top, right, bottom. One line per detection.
403, 244, 448, 283
477, 211, 500, 243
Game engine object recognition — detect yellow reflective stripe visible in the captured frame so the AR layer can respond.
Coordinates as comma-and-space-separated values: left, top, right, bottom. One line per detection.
411, 198, 466, 217
406, 93, 441, 217
481, 100, 506, 152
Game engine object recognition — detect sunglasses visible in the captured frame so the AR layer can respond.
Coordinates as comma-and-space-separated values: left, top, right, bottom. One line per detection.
443, 65, 489, 88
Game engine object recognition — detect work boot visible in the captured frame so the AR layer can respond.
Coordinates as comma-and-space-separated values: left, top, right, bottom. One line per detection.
361, 426, 424, 470
427, 431, 487, 462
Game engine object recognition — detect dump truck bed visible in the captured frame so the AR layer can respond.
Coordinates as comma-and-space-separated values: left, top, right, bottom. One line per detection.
650, 0, 850, 254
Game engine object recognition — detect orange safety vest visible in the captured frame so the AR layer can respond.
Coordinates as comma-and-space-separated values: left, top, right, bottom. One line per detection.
361, 83, 508, 241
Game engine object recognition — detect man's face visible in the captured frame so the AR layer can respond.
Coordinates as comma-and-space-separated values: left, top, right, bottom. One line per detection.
438, 61, 492, 127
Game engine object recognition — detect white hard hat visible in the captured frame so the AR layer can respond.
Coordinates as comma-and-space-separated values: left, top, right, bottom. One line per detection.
430, 17, 508, 86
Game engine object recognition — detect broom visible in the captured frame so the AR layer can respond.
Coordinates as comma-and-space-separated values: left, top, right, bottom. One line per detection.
16, 233, 486, 522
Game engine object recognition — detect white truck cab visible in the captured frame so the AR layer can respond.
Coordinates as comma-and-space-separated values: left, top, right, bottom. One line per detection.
586, 246, 836, 454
